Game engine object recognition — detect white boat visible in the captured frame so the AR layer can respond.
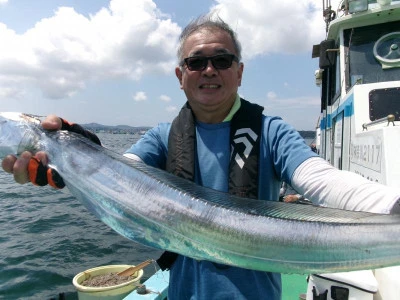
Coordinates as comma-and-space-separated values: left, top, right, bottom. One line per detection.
308, 0, 400, 299
123, 1, 400, 299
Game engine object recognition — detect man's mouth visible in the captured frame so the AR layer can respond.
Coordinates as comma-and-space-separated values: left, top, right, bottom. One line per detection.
200, 84, 220, 89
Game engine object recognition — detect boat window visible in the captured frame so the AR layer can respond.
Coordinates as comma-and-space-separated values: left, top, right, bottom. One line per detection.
332, 112, 344, 170
334, 51, 341, 99
344, 21, 400, 88
321, 59, 337, 109
321, 71, 328, 112
369, 88, 400, 121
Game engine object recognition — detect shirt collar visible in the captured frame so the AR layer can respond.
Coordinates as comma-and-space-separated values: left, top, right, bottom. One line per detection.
223, 94, 241, 122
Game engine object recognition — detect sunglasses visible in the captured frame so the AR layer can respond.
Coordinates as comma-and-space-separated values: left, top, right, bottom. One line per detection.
182, 54, 239, 71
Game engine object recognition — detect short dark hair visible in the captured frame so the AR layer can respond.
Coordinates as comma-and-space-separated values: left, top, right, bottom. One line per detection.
177, 13, 242, 62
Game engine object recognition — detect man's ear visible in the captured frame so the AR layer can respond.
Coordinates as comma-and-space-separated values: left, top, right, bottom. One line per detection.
175, 66, 183, 88
237, 62, 244, 87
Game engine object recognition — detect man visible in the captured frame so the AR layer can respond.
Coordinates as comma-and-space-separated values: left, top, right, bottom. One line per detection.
3, 14, 400, 299
279, 181, 307, 203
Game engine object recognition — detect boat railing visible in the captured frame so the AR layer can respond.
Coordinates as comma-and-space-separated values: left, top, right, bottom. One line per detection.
362, 114, 396, 130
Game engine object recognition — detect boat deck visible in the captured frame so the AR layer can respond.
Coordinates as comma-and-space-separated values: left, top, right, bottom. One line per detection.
123, 270, 307, 299
124, 270, 169, 300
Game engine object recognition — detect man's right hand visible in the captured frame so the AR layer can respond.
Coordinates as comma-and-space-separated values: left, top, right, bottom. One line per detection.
1, 114, 65, 188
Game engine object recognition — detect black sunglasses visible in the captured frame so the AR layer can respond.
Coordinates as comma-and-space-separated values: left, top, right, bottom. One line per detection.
182, 54, 239, 71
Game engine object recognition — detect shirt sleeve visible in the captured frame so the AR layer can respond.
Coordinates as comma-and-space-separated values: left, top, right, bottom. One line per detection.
124, 123, 170, 169
263, 116, 319, 182
292, 157, 400, 214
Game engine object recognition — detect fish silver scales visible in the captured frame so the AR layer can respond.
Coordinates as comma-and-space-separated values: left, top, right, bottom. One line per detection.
1, 112, 400, 274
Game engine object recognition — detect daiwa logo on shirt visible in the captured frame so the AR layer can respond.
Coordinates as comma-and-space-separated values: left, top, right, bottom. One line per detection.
232, 128, 258, 169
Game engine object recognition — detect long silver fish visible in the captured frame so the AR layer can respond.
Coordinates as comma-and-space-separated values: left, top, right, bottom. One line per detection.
1, 112, 400, 274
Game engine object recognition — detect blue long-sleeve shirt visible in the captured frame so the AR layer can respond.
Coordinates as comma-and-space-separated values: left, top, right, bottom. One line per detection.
125, 115, 316, 299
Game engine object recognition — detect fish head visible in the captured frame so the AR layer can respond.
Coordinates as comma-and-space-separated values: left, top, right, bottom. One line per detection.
0, 112, 42, 157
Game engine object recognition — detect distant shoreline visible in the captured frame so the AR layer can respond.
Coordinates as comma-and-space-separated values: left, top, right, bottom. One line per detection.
83, 123, 316, 139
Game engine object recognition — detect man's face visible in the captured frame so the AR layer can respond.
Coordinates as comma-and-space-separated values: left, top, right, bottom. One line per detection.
175, 28, 243, 123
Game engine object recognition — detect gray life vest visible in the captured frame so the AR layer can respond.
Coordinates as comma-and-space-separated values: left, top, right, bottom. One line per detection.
156, 98, 264, 270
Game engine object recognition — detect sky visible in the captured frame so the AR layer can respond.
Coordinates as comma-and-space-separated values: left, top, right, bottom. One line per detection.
0, 0, 340, 130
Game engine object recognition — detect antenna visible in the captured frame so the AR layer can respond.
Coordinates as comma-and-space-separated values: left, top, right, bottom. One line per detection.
322, 0, 336, 33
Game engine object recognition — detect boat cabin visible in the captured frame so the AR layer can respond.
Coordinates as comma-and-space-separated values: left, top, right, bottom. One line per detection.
313, 0, 400, 187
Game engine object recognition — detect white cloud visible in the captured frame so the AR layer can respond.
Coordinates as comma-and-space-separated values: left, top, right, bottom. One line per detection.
0, 0, 181, 100
133, 91, 147, 101
263, 95, 321, 130
0, 86, 24, 98
0, 0, 330, 105
0, 0, 8, 5
265, 95, 320, 110
267, 91, 277, 100
211, 0, 326, 58
159, 94, 171, 102
166, 105, 177, 112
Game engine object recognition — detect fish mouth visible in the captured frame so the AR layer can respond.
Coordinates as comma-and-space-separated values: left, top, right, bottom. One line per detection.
0, 112, 23, 121
0, 112, 41, 125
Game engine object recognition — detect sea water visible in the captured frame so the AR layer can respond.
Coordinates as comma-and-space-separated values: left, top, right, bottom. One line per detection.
0, 133, 314, 299
0, 133, 162, 300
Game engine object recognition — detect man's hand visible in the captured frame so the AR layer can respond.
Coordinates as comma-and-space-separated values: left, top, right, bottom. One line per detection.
2, 115, 63, 187
1, 114, 100, 189
283, 194, 302, 203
